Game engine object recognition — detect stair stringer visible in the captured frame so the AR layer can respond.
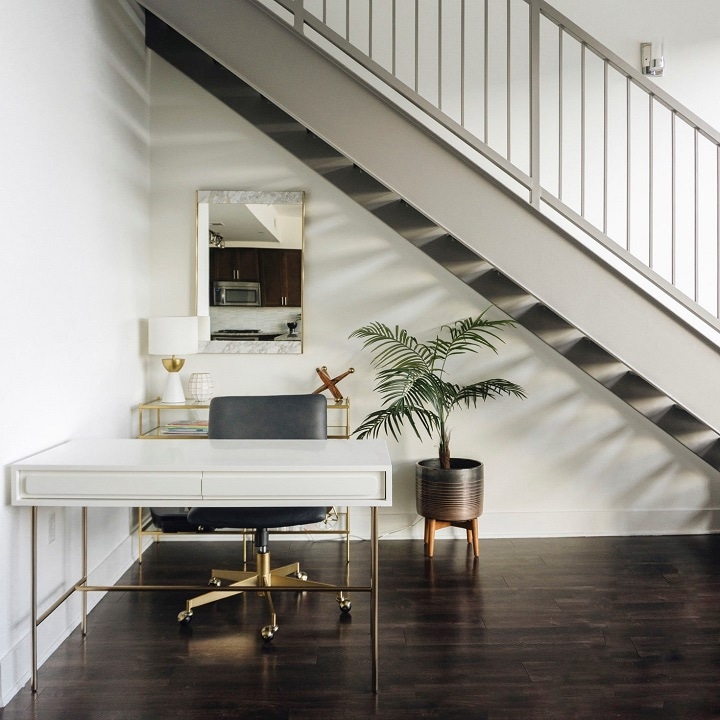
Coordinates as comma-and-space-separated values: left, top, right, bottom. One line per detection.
141, 2, 720, 471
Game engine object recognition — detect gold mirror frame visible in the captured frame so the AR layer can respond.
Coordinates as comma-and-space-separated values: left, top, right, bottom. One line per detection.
196, 190, 304, 354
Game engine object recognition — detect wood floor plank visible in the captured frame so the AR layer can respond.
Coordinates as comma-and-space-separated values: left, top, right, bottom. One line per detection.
2, 535, 720, 719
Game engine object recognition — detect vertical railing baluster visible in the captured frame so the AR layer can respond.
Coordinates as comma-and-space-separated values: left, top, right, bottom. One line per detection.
438, 0, 442, 111
649, 95, 654, 269
414, 0, 419, 93
558, 26, 563, 201
529, 0, 540, 207
603, 59, 608, 235
672, 111, 677, 286
392, 0, 396, 77
626, 77, 632, 251
345, 0, 349, 40
369, 0, 373, 59
294, 0, 304, 33
484, 0, 489, 145
717, 145, 720, 316
460, 0, 465, 127
506, 0, 511, 162
580, 42, 586, 218
695, 128, 700, 301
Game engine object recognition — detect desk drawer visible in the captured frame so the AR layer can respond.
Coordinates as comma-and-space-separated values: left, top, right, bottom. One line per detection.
17, 471, 202, 504
202, 470, 387, 504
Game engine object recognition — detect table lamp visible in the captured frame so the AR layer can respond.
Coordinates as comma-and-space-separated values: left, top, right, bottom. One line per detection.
148, 316, 199, 403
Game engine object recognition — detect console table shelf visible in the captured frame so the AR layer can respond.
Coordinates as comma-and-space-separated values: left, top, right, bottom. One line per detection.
138, 397, 350, 439
138, 398, 210, 439
326, 398, 351, 439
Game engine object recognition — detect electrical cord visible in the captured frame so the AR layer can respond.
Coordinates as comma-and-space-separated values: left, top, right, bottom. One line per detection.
299, 514, 424, 543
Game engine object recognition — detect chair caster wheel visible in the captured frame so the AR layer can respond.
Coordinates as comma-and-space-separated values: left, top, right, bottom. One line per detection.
177, 609, 193, 624
261, 625, 278, 641
208, 577, 221, 587
338, 598, 352, 613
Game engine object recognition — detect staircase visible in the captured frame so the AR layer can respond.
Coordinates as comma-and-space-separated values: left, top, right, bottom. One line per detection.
142, 2, 720, 472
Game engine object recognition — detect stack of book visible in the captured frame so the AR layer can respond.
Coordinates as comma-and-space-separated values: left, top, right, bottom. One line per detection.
161, 419, 209, 435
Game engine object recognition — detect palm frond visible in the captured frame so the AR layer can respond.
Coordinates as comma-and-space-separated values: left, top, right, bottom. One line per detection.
454, 379, 527, 406
441, 315, 518, 359
373, 368, 439, 408
350, 313, 527, 466
353, 404, 439, 442
349, 322, 432, 369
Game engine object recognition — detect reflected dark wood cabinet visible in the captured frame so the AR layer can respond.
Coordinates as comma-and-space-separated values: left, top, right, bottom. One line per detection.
210, 248, 260, 282
209, 247, 301, 307
260, 249, 301, 307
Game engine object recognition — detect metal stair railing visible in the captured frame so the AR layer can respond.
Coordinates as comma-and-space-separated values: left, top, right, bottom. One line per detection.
255, 0, 720, 333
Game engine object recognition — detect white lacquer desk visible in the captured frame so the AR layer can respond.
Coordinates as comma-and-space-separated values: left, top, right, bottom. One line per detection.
11, 438, 392, 693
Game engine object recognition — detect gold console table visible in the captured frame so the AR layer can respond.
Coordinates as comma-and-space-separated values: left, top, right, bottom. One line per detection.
135, 397, 353, 561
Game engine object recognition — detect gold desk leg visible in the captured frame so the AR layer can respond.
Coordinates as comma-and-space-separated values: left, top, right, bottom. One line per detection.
138, 508, 143, 564
81, 508, 88, 636
31, 506, 38, 693
346, 506, 351, 564
371, 506, 378, 694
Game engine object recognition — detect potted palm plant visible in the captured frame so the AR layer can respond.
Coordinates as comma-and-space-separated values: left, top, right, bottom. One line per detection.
350, 311, 526, 555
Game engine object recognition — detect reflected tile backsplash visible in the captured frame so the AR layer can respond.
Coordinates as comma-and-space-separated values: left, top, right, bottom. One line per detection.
209, 306, 301, 334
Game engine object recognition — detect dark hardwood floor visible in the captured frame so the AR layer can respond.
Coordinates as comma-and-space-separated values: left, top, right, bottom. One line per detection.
3, 535, 720, 719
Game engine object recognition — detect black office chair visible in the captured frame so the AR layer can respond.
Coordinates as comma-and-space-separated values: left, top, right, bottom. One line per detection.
176, 394, 351, 640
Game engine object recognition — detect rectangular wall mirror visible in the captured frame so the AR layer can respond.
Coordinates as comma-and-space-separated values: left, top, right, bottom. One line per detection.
196, 190, 304, 354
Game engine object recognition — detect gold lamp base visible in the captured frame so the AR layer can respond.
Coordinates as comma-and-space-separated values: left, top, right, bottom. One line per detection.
160, 356, 186, 403
161, 356, 186, 373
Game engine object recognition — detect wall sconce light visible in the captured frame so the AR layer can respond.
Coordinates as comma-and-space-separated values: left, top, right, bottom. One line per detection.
641, 41, 664, 77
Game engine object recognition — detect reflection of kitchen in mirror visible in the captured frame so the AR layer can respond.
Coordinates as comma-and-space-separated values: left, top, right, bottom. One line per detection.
196, 191, 304, 354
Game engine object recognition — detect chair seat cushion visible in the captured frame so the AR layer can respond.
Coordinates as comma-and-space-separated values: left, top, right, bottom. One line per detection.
150, 507, 214, 533
187, 506, 326, 530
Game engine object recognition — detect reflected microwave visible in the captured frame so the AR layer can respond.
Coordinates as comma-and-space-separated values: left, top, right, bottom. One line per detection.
213, 281, 262, 306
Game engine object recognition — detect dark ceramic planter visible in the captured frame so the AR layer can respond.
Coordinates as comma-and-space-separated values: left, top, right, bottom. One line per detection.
415, 458, 484, 521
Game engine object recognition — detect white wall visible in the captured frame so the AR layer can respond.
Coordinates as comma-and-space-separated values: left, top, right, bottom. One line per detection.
550, 0, 720, 130
148, 52, 720, 547
0, 0, 149, 705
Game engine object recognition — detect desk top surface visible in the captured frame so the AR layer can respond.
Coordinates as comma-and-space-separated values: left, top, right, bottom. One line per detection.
12, 438, 391, 472
11, 438, 393, 507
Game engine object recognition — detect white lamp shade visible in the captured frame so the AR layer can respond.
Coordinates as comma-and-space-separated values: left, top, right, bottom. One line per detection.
148, 317, 199, 356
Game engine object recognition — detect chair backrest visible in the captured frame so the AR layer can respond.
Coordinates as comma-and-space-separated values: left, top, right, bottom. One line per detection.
208, 394, 327, 440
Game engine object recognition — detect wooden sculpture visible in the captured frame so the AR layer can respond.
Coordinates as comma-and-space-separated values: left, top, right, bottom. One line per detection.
313, 366, 354, 401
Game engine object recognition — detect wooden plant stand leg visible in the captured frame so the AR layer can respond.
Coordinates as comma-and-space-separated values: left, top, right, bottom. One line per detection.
469, 517, 479, 557
424, 517, 480, 558
424, 517, 431, 546
426, 518, 438, 557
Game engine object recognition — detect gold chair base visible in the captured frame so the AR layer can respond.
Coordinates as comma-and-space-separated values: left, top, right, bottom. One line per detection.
178, 553, 344, 638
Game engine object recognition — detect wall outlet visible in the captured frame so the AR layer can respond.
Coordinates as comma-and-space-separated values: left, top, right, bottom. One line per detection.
49, 512, 56, 544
